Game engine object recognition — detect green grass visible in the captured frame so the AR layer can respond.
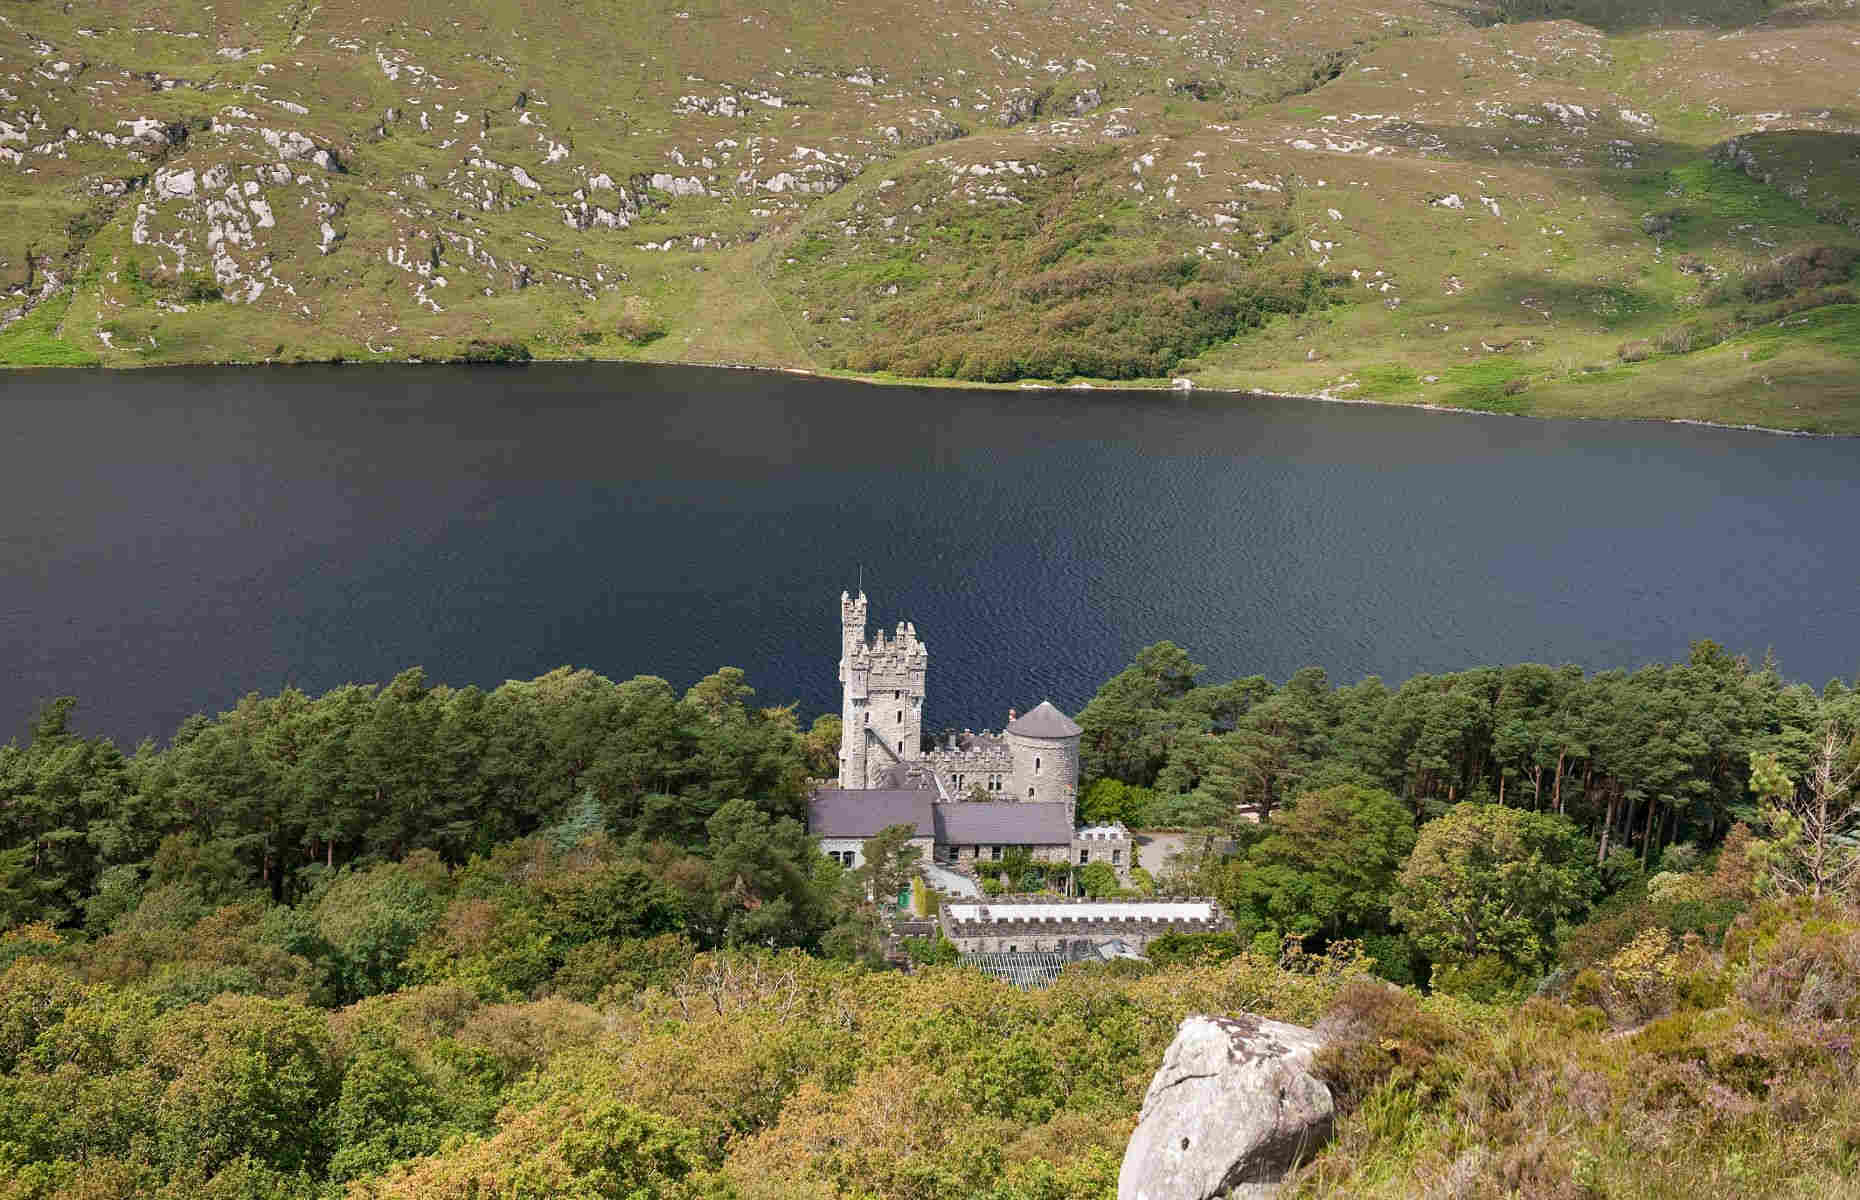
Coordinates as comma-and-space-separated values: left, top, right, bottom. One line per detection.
1352, 365, 1423, 397
1742, 304, 1860, 361
0, 292, 100, 367
1438, 358, 1535, 413
0, 0, 1856, 429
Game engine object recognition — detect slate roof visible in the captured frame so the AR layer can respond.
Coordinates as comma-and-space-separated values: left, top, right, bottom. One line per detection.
934, 801, 1074, 846
1005, 700, 1082, 739
808, 789, 935, 838
874, 761, 936, 790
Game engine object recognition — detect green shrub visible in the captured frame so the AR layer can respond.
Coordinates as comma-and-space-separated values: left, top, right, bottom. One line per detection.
452, 339, 531, 363
178, 271, 223, 302
1077, 862, 1118, 898
1146, 931, 1247, 966
615, 300, 667, 346
1434, 955, 1533, 1003
1360, 932, 1420, 987
1737, 245, 1860, 302
902, 934, 959, 966
1729, 899, 1860, 1021
1312, 979, 1461, 1116
849, 256, 1342, 382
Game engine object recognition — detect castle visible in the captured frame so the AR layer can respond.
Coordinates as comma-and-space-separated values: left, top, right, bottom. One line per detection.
833, 589, 1077, 806
808, 591, 1131, 881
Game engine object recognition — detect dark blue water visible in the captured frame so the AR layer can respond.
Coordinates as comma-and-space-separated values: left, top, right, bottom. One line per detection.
4, 363, 1857, 746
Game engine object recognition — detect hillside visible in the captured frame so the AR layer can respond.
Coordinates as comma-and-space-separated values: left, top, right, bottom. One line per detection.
3, 0, 1859, 429
1, 643, 1858, 1198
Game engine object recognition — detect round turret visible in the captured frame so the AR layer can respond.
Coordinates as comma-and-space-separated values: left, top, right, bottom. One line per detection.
1005, 700, 1082, 810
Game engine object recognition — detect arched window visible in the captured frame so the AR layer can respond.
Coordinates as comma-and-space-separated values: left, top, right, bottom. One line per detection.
1028, 786, 1035, 797
896, 709, 902, 723
1035, 756, 1041, 772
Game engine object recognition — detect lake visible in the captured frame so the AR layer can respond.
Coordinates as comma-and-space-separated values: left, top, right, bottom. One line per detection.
4, 363, 1857, 745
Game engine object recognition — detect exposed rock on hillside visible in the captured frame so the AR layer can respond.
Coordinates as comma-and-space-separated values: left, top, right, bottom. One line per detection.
1118, 1013, 1333, 1200
1, 0, 1857, 428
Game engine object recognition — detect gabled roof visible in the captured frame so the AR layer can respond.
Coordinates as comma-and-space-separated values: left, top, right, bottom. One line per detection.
808, 789, 935, 838
874, 761, 936, 790
934, 801, 1073, 846
1005, 700, 1082, 739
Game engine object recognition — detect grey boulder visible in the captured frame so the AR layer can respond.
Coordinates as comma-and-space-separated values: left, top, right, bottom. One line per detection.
1119, 1014, 1334, 1200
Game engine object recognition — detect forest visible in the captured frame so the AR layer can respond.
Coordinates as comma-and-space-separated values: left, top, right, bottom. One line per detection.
1, 642, 1857, 1198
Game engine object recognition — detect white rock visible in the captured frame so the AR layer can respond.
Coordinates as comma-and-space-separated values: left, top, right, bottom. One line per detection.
1119, 1014, 1333, 1200
154, 168, 196, 198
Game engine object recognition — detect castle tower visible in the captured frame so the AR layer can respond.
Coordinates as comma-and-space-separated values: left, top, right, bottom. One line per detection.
837, 591, 869, 788
1005, 701, 1083, 816
837, 592, 928, 788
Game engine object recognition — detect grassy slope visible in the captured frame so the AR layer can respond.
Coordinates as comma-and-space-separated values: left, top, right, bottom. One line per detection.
1, 0, 1857, 429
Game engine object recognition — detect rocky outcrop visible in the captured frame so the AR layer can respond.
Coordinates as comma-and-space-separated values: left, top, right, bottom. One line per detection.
1119, 1014, 1333, 1200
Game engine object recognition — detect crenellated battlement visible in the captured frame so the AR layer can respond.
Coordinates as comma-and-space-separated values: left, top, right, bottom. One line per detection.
937, 896, 1229, 954
838, 591, 927, 787
831, 589, 1077, 810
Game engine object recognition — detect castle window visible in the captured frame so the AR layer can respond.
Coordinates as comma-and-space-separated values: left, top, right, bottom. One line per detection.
1079, 850, 1090, 864
1035, 756, 1041, 773
898, 741, 905, 754
863, 712, 869, 725
1028, 787, 1035, 797
896, 710, 902, 723
1112, 849, 1122, 865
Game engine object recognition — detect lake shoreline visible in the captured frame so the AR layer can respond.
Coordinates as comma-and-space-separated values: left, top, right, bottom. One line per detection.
9, 360, 1859, 743
4, 353, 1848, 440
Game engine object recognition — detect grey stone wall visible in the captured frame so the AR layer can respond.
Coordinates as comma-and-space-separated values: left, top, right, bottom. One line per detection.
938, 897, 1230, 954
925, 738, 1014, 798
1008, 729, 1079, 811
838, 591, 926, 788
952, 843, 1073, 870
821, 833, 935, 873
1073, 824, 1135, 883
